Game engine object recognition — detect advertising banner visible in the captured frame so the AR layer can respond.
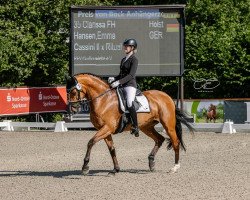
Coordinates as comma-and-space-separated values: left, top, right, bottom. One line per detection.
0, 87, 67, 116
183, 100, 224, 123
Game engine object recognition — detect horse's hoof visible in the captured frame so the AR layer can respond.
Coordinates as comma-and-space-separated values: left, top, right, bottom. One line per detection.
149, 162, 155, 172
148, 156, 155, 172
149, 167, 155, 172
168, 164, 180, 173
81, 166, 89, 176
115, 167, 120, 173
107, 168, 119, 176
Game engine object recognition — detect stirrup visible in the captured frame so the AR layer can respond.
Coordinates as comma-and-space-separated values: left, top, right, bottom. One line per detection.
131, 127, 139, 137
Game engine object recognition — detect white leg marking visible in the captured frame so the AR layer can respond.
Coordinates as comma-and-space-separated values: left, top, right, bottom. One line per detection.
169, 163, 180, 173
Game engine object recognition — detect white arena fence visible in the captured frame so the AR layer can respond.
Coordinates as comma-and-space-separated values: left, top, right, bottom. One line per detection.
0, 120, 249, 134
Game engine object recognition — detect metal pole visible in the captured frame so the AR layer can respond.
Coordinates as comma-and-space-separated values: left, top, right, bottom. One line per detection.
176, 77, 180, 108
180, 76, 184, 111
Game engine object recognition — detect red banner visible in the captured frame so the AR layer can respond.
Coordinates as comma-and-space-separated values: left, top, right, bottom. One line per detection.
0, 86, 67, 116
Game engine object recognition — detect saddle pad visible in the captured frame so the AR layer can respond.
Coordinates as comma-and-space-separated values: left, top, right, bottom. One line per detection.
116, 88, 150, 113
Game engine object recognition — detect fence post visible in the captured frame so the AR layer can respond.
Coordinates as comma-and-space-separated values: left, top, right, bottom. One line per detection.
222, 120, 236, 134
1, 120, 14, 131
54, 121, 68, 132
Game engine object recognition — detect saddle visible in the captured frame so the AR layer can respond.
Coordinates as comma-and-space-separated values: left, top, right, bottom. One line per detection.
115, 87, 150, 134
116, 87, 150, 113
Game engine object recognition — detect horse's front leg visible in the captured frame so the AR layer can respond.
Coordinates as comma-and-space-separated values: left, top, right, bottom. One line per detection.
104, 135, 120, 174
82, 126, 111, 175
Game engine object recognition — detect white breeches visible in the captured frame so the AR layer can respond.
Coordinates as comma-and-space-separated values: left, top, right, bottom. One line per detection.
124, 86, 136, 108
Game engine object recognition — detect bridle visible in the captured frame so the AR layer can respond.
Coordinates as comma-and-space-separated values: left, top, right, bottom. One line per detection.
67, 83, 113, 106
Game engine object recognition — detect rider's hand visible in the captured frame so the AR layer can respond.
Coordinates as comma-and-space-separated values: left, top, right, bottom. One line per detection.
108, 77, 115, 84
111, 80, 120, 88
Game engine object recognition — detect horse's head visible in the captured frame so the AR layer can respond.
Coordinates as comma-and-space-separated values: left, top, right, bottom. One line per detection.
65, 75, 86, 113
209, 104, 216, 111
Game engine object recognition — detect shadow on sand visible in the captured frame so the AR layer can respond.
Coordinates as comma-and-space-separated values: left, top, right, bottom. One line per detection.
0, 169, 152, 178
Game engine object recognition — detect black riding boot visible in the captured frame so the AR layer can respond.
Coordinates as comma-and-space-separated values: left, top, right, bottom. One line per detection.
128, 104, 139, 137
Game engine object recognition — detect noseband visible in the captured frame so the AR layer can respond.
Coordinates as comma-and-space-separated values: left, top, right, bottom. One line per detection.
67, 83, 113, 105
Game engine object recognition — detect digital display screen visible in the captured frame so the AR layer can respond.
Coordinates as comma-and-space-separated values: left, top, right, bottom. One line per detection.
70, 5, 185, 76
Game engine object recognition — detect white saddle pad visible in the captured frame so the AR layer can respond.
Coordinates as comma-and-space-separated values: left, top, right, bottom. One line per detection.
116, 88, 150, 113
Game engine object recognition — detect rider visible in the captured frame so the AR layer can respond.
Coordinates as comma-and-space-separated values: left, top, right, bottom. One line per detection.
108, 38, 139, 137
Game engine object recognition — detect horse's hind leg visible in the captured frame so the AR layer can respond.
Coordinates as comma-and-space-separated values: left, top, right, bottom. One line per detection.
161, 121, 181, 173
141, 125, 165, 172
104, 135, 120, 174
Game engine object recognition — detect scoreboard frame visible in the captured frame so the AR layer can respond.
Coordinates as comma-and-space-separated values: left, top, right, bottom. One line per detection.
69, 5, 186, 77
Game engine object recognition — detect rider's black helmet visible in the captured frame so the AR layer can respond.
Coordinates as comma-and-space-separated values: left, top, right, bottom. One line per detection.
123, 38, 137, 49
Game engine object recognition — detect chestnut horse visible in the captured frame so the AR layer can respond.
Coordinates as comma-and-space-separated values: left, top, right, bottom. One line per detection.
206, 104, 217, 123
66, 73, 194, 175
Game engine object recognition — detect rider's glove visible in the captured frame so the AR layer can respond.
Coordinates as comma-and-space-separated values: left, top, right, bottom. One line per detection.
111, 80, 120, 88
108, 77, 115, 84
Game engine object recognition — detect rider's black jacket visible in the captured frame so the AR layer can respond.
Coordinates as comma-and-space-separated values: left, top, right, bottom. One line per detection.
115, 54, 138, 88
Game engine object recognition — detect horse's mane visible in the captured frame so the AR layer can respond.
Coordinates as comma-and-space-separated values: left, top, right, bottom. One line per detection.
74, 73, 107, 84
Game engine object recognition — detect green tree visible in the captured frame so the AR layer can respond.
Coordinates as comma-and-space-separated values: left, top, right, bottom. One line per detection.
1, 0, 249, 98
117, 0, 250, 98
184, 0, 250, 98
0, 0, 114, 87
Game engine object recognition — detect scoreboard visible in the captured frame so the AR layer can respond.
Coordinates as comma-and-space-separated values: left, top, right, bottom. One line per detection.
70, 5, 185, 76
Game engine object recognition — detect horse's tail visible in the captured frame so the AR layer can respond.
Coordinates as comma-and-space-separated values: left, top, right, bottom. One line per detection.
167, 107, 195, 151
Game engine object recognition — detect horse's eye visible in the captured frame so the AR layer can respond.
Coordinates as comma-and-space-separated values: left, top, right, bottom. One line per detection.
71, 89, 78, 95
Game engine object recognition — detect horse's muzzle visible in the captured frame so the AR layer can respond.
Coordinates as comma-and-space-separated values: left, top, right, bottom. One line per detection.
67, 102, 81, 114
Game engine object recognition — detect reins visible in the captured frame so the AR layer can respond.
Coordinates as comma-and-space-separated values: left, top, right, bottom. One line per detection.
68, 88, 114, 105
